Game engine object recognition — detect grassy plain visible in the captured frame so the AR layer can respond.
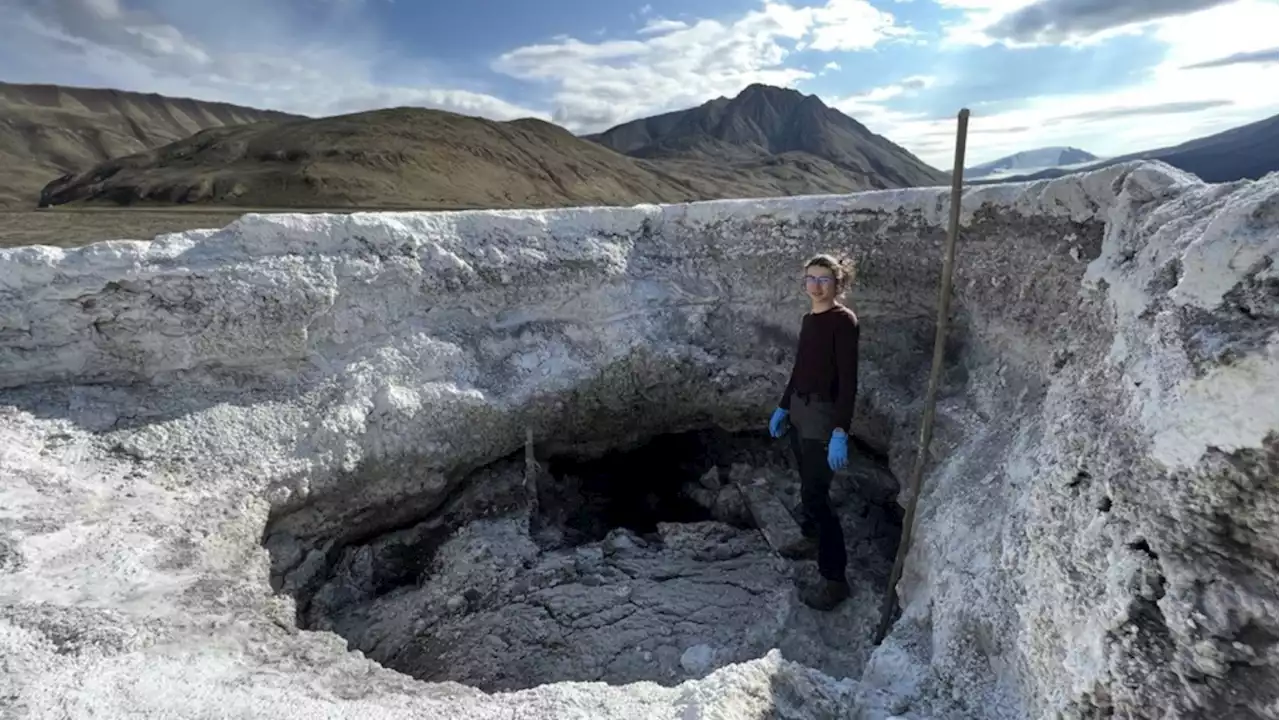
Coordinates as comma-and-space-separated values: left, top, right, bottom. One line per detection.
0, 206, 391, 249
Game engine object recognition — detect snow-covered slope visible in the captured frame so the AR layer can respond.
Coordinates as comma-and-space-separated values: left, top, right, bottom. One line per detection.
0, 161, 1275, 720
967, 146, 1098, 179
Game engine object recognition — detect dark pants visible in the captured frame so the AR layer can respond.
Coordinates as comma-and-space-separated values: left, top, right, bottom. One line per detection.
789, 431, 848, 583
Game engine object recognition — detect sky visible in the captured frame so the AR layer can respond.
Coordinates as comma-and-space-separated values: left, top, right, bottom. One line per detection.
0, 0, 1276, 168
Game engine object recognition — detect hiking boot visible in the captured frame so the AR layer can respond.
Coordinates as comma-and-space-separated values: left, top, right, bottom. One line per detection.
799, 577, 850, 611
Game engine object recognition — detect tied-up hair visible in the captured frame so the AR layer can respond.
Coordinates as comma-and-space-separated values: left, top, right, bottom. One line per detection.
804, 253, 857, 296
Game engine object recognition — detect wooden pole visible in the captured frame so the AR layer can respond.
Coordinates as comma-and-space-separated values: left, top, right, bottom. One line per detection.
873, 108, 970, 645
523, 425, 540, 520
524, 425, 535, 488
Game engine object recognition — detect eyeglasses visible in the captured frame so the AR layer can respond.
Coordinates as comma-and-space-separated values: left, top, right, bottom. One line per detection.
803, 275, 835, 287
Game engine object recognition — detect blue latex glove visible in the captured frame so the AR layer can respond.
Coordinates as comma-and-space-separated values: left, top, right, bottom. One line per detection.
828, 431, 849, 471
769, 408, 790, 438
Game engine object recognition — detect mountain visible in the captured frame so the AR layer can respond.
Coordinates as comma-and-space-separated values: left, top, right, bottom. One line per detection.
0, 81, 297, 207
975, 115, 1278, 185
38, 107, 706, 209
965, 147, 1097, 180
587, 84, 948, 191
38, 84, 948, 210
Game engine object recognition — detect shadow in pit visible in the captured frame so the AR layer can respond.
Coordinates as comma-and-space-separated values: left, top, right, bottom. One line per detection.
261, 426, 902, 700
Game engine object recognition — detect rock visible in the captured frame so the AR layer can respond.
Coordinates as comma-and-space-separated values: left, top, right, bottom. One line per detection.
681, 644, 715, 675
0, 533, 23, 573
698, 467, 722, 491
682, 482, 717, 511
281, 545, 334, 599
738, 481, 810, 558
728, 463, 755, 485
711, 484, 753, 526
601, 528, 642, 554
0, 162, 1274, 719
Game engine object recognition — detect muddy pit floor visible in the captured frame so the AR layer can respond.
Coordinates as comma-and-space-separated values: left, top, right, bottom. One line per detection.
269, 430, 904, 691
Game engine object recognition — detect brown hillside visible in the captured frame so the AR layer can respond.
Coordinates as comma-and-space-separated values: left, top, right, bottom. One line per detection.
588, 84, 948, 189
39, 108, 707, 209
0, 81, 298, 207
37, 84, 947, 211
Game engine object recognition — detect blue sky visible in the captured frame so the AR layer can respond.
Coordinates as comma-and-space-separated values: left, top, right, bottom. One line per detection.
0, 0, 1276, 167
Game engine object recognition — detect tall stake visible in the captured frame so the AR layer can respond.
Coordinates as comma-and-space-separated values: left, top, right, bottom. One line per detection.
873, 108, 970, 645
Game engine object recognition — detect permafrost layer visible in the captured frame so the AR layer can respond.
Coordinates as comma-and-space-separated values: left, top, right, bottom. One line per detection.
0, 161, 1276, 719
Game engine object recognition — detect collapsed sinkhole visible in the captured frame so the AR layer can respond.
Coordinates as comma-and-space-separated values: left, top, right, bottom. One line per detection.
264, 426, 903, 692
535, 431, 770, 547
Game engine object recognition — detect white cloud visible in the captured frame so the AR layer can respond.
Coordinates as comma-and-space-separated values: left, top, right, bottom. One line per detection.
984, 0, 1238, 45
934, 0, 1047, 47
805, 0, 911, 51
822, 61, 842, 73
0, 0, 543, 122
936, 0, 1259, 48
908, 99, 1266, 168
1148, 0, 1277, 68
828, 74, 935, 115
638, 18, 690, 35
843, 52, 1276, 168
493, 0, 911, 132
858, 0, 1277, 168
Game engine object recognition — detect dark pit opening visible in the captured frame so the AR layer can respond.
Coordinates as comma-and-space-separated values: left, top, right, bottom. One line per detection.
264, 426, 902, 693
535, 430, 764, 547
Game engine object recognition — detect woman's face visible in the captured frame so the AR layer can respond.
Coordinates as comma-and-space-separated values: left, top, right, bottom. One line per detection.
803, 264, 837, 302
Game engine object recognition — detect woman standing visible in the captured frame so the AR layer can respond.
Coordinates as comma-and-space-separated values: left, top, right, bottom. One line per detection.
768, 253, 860, 611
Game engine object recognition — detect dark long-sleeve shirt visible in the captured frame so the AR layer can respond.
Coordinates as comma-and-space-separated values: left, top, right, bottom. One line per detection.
779, 305, 860, 432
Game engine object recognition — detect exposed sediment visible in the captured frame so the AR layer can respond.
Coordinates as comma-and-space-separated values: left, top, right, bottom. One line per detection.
276, 429, 902, 693
0, 161, 1275, 719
